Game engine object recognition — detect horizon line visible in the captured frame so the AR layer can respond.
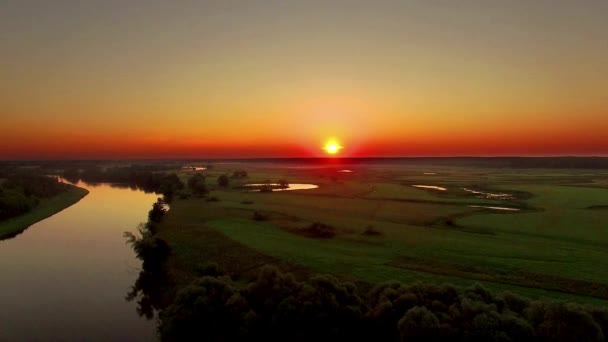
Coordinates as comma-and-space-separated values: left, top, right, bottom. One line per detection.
3, 155, 608, 162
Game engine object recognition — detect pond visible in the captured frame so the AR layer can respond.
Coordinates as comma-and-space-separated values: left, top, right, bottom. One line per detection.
469, 205, 520, 211
0, 181, 158, 341
463, 188, 514, 199
244, 183, 319, 191
412, 185, 447, 191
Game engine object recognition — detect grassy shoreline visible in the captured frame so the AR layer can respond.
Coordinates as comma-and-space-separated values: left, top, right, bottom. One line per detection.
0, 184, 89, 240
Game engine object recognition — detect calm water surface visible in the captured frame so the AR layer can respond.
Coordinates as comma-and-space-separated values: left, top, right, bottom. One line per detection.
0, 181, 158, 341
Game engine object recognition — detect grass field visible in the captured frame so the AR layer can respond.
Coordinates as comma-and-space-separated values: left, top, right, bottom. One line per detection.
0, 185, 89, 240
156, 163, 608, 304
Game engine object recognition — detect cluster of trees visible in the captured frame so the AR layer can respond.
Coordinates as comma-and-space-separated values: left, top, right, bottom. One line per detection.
0, 174, 69, 220
187, 174, 208, 197
63, 166, 185, 201
158, 265, 608, 341
258, 180, 289, 192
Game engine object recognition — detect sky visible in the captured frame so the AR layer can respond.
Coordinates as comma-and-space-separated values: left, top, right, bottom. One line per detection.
1, 0, 607, 159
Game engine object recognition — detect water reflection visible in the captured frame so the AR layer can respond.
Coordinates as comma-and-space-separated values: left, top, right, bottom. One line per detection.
412, 185, 447, 191
125, 223, 170, 321
0, 181, 158, 341
469, 205, 520, 211
463, 188, 514, 200
244, 183, 319, 191
80, 180, 158, 194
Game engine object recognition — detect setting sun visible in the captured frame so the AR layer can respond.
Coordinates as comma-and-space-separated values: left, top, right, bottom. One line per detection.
323, 140, 343, 155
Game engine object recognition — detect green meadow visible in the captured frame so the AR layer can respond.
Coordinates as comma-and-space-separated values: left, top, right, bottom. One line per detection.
156, 163, 608, 304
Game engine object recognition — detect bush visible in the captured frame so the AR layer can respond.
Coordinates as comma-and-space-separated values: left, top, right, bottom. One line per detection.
252, 211, 268, 221
302, 222, 336, 238
218, 174, 230, 187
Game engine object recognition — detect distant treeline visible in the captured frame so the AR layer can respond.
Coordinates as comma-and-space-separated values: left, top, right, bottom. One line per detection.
0, 174, 69, 220
205, 157, 608, 169
63, 166, 184, 200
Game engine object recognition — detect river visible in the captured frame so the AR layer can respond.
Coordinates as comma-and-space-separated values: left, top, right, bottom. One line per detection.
0, 181, 158, 341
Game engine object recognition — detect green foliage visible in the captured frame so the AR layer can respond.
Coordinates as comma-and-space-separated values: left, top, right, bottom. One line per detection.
159, 174, 185, 202
252, 211, 268, 221
0, 186, 88, 239
62, 166, 183, 196
302, 222, 336, 238
158, 266, 608, 341
125, 223, 170, 270
0, 174, 69, 221
187, 173, 207, 197
0, 188, 37, 220
148, 197, 167, 223
397, 306, 440, 341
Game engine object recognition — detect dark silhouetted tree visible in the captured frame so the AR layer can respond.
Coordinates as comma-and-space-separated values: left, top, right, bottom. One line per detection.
148, 197, 167, 223
217, 174, 229, 187
277, 179, 289, 190
187, 173, 207, 197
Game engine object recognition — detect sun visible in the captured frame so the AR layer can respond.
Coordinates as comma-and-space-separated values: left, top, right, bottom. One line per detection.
323, 140, 343, 155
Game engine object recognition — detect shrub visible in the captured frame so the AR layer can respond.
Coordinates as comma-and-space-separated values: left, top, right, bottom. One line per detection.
217, 174, 230, 187
302, 222, 336, 238
252, 211, 268, 221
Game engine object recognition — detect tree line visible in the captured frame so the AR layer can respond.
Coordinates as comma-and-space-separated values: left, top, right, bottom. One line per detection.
158, 264, 608, 342
0, 174, 70, 221
63, 166, 186, 201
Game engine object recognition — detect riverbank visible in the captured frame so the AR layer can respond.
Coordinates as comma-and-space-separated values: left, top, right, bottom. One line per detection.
0, 185, 89, 240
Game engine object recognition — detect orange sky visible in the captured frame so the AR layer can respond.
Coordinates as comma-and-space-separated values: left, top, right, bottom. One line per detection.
1, 1, 607, 159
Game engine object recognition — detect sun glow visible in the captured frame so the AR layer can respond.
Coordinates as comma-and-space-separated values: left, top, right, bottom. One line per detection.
323, 140, 343, 155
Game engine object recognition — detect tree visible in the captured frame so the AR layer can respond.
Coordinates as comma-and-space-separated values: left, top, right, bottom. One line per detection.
159, 174, 185, 202
148, 197, 167, 223
277, 179, 289, 190
398, 306, 440, 341
217, 174, 229, 187
187, 174, 207, 197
